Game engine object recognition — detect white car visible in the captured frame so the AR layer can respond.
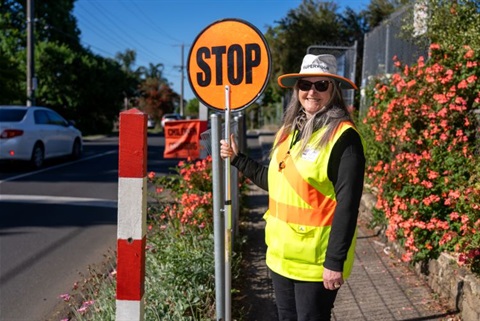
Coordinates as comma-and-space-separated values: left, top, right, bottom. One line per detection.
0, 105, 83, 169
161, 113, 183, 127
147, 116, 156, 129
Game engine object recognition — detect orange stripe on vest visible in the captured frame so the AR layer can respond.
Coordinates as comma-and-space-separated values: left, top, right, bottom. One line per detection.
269, 198, 335, 226
272, 131, 336, 227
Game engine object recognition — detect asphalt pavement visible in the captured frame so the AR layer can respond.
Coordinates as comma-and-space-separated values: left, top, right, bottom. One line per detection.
240, 129, 460, 321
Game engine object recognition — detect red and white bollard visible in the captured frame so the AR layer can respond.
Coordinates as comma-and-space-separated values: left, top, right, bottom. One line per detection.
116, 108, 147, 321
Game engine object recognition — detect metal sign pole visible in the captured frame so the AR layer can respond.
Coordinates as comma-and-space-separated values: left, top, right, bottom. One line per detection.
211, 113, 225, 320
187, 19, 272, 321
223, 85, 232, 321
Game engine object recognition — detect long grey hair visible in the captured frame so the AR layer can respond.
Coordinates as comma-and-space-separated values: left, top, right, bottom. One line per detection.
273, 80, 356, 158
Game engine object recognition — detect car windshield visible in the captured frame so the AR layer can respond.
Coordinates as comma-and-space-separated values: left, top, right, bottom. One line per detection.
0, 109, 27, 122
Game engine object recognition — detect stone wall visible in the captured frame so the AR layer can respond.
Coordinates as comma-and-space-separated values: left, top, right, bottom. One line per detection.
360, 193, 480, 321
418, 253, 480, 321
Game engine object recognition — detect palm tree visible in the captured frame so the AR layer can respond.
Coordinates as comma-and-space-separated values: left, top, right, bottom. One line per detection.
137, 63, 167, 82
115, 49, 137, 73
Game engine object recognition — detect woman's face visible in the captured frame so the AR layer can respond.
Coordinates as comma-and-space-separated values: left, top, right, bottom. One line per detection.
297, 76, 334, 116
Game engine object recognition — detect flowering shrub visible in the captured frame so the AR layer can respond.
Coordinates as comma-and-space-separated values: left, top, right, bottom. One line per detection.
58, 155, 248, 320
145, 155, 247, 319
148, 156, 214, 231
361, 3, 480, 275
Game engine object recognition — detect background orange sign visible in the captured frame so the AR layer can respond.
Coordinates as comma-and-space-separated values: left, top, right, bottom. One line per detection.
188, 19, 271, 111
163, 120, 208, 159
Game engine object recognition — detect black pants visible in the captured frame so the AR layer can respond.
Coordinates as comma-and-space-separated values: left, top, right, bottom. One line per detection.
270, 268, 339, 321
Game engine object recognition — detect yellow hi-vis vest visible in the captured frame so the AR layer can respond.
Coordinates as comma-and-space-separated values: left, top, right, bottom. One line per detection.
265, 121, 358, 282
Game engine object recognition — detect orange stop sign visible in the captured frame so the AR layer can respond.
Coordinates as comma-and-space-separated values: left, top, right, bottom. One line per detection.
188, 19, 271, 111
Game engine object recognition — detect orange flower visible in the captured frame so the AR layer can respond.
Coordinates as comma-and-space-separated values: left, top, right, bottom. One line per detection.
467, 75, 477, 83
458, 79, 468, 89
148, 171, 156, 179
407, 79, 416, 88
449, 212, 460, 220
433, 93, 448, 104
464, 49, 474, 59
417, 56, 425, 68
439, 231, 455, 246
420, 180, 433, 189
427, 170, 439, 180
401, 251, 413, 262
440, 69, 454, 84
466, 61, 477, 68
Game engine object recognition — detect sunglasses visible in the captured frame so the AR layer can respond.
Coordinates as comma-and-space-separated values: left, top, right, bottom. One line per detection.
297, 80, 332, 92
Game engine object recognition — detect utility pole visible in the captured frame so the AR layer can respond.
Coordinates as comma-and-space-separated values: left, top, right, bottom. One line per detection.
179, 43, 185, 117
175, 43, 185, 117
26, 0, 36, 106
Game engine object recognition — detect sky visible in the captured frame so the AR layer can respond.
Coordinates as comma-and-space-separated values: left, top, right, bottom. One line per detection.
73, 0, 370, 101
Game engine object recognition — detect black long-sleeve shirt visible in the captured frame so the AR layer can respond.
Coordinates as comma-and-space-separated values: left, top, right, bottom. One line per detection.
231, 128, 365, 272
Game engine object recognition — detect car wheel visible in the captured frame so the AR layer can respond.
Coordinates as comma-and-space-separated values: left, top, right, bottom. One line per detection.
71, 139, 82, 160
31, 143, 44, 169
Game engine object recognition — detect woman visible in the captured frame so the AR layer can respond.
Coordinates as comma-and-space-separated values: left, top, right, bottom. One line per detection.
221, 54, 365, 321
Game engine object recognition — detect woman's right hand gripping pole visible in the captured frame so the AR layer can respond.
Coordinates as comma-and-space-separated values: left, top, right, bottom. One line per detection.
220, 133, 238, 160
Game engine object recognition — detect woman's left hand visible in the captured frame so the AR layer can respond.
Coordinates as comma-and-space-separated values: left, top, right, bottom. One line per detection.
323, 268, 344, 291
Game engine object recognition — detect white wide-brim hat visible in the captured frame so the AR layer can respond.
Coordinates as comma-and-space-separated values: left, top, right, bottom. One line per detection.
278, 54, 358, 90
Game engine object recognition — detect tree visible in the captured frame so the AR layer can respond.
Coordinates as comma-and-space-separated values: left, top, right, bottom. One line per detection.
35, 0, 82, 50
0, 0, 147, 134
185, 97, 199, 118
114, 49, 142, 109
115, 49, 137, 74
34, 41, 80, 109
263, 0, 365, 107
426, 0, 480, 51
0, 48, 23, 104
137, 77, 177, 124
137, 62, 166, 81
362, 0, 400, 29
270, 0, 344, 78
33, 41, 131, 134
3, 0, 81, 49
1, 0, 28, 103
341, 7, 369, 97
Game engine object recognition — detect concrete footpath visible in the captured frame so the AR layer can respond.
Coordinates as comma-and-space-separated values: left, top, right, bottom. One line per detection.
239, 129, 460, 321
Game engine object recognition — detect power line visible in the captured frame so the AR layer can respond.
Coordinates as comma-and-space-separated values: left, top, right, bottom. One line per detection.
75, 10, 132, 54
127, 0, 182, 44
75, 1, 176, 67
45, 23, 118, 57
72, 0, 193, 98
83, 2, 164, 63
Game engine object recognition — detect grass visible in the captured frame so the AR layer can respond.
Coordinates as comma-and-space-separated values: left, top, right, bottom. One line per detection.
57, 197, 246, 321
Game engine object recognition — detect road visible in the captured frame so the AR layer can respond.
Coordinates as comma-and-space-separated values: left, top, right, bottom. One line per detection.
0, 133, 179, 321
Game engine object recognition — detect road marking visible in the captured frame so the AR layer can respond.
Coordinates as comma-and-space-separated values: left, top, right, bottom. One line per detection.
0, 150, 117, 185
0, 194, 117, 208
